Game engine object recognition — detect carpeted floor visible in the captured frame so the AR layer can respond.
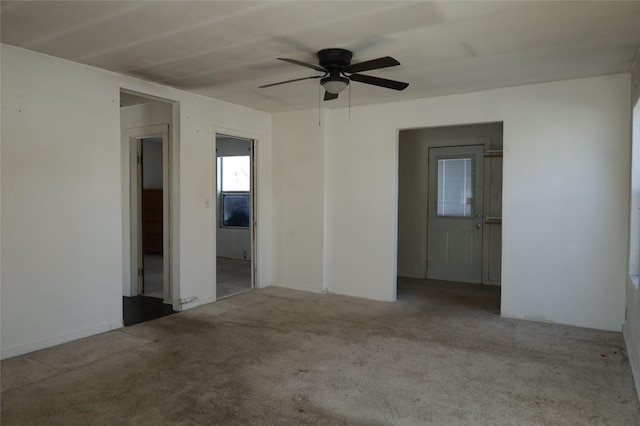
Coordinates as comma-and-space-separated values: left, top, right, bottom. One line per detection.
217, 256, 251, 298
2, 278, 639, 425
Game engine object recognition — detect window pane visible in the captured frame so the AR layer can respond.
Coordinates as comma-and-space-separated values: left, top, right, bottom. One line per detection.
437, 158, 472, 217
222, 193, 250, 227
222, 156, 250, 191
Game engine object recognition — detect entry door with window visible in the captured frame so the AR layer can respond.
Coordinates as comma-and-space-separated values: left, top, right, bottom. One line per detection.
427, 145, 484, 283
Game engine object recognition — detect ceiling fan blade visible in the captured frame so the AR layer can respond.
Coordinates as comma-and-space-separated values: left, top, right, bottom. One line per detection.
324, 91, 339, 101
343, 56, 400, 73
259, 75, 321, 88
349, 73, 409, 91
277, 58, 327, 72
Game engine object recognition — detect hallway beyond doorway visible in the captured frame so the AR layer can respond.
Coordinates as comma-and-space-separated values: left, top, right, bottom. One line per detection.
142, 254, 163, 298
216, 257, 251, 298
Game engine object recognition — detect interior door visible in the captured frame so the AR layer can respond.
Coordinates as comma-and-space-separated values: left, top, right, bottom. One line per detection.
427, 145, 484, 283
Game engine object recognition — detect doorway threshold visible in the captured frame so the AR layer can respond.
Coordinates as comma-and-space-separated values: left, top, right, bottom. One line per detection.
123, 295, 176, 326
216, 288, 252, 301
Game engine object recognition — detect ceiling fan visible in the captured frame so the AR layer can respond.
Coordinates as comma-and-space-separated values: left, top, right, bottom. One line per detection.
259, 48, 409, 101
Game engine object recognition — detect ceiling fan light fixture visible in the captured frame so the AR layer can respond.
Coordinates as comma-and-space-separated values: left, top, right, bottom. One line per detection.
321, 76, 349, 94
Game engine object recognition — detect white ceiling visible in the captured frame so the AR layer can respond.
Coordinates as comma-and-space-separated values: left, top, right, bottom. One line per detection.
2, 1, 640, 113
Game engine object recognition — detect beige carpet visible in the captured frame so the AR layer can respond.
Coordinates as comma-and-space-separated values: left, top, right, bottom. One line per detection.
2, 279, 639, 425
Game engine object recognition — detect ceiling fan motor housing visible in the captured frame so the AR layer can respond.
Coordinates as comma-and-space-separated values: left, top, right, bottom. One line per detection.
317, 48, 353, 70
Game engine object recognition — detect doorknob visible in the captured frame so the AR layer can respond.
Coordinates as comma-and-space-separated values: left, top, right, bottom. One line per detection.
476, 223, 481, 229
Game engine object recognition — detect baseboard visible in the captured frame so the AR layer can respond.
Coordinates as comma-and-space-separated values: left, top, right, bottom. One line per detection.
177, 295, 217, 311
255, 280, 273, 289
176, 282, 323, 310
397, 274, 426, 279
1, 320, 123, 360
269, 281, 324, 294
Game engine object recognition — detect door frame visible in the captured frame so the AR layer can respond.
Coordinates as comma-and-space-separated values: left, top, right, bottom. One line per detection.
125, 124, 171, 304
212, 127, 260, 299
396, 123, 504, 300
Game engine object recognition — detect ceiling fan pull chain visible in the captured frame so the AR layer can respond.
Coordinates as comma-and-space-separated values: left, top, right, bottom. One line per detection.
349, 82, 351, 122
318, 83, 321, 126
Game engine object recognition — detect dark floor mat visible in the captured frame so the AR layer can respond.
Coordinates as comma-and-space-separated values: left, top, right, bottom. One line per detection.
123, 295, 175, 326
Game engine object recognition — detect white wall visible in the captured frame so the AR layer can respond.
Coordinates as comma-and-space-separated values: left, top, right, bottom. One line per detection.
1, 46, 123, 358
1, 44, 272, 358
216, 137, 251, 157
271, 110, 325, 293
272, 73, 631, 331
217, 229, 251, 260
625, 50, 640, 400
397, 139, 429, 279
497, 76, 629, 331
623, 102, 640, 397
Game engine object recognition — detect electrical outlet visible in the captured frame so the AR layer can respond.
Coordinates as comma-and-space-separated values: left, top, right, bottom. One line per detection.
243, 250, 247, 259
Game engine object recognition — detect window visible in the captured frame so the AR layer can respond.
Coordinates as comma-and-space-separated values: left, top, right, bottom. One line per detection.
437, 158, 473, 217
221, 156, 250, 192
219, 156, 250, 228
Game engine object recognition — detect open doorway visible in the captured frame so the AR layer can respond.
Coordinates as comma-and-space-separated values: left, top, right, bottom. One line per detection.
140, 137, 164, 298
120, 91, 176, 326
396, 122, 503, 312
215, 134, 254, 299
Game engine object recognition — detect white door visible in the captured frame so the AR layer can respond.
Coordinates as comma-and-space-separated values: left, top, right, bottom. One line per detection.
427, 145, 484, 283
